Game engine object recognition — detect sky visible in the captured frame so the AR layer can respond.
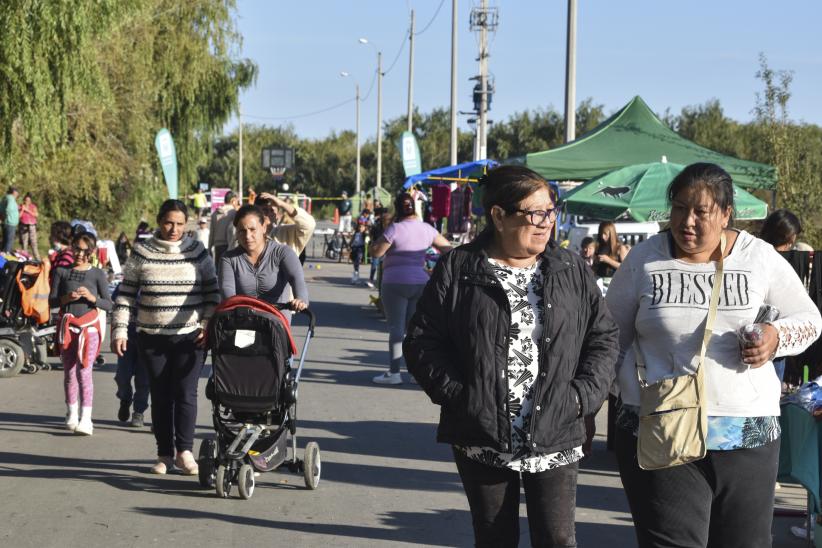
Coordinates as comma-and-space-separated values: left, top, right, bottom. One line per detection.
226, 0, 822, 142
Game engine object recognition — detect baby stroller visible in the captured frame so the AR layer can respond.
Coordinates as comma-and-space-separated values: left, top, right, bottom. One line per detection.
323, 231, 349, 262
198, 295, 320, 499
0, 260, 55, 377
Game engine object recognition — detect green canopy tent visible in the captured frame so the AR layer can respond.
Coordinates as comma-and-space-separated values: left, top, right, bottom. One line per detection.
518, 96, 776, 191
561, 161, 768, 222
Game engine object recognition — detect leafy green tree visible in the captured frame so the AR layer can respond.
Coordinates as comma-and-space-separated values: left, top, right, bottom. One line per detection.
0, 0, 256, 238
752, 53, 822, 246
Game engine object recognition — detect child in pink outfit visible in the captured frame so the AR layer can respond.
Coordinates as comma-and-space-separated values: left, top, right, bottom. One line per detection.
49, 233, 112, 435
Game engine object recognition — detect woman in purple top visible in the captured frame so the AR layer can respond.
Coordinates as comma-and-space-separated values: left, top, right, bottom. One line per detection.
369, 193, 451, 385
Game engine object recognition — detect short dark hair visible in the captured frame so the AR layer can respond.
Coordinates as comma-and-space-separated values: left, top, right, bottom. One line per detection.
50, 221, 73, 246
156, 199, 188, 224
667, 163, 734, 220
760, 209, 802, 248
581, 236, 595, 248
7, 186, 17, 195
224, 191, 236, 204
481, 165, 557, 227
233, 204, 266, 227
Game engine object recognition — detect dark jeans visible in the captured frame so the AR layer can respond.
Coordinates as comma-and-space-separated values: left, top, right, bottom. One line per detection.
138, 331, 204, 456
114, 325, 150, 413
3, 223, 16, 253
369, 256, 382, 282
453, 448, 577, 548
614, 426, 779, 548
351, 246, 364, 273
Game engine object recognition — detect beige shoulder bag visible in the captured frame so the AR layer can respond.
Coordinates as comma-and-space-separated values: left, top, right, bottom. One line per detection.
636, 232, 725, 470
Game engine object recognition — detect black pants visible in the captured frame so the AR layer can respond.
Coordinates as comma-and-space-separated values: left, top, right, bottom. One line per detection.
453, 448, 577, 548
138, 331, 205, 457
614, 426, 779, 548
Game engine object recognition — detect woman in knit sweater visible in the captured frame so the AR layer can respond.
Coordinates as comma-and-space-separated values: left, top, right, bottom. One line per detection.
113, 200, 220, 475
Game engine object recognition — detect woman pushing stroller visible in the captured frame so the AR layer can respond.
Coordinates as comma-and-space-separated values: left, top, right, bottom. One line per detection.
218, 204, 308, 312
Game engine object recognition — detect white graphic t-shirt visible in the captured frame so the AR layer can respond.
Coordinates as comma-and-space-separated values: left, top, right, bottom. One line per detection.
456, 258, 583, 473
607, 230, 822, 416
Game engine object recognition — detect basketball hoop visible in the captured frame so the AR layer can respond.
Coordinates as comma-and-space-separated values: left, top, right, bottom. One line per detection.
270, 166, 286, 179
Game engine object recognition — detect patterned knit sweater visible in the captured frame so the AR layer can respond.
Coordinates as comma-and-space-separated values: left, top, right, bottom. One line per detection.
113, 234, 219, 340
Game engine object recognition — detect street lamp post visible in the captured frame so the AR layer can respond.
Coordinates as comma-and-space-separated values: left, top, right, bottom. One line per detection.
340, 72, 361, 195
359, 38, 382, 189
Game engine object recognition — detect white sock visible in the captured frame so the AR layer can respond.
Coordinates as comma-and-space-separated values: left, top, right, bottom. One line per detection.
79, 407, 93, 423
66, 403, 79, 422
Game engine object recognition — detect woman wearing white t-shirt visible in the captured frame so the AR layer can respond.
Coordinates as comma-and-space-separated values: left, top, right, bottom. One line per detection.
606, 163, 822, 548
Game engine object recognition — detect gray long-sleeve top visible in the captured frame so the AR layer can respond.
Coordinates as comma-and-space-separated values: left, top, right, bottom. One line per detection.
49, 266, 113, 317
218, 239, 309, 305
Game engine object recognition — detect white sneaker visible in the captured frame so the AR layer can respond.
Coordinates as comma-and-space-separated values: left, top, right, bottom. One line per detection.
75, 418, 93, 436
75, 407, 93, 436
372, 372, 402, 385
351, 272, 359, 284
365, 280, 375, 289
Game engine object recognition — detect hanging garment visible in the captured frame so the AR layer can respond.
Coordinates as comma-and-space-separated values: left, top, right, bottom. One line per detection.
780, 250, 811, 288
431, 185, 451, 219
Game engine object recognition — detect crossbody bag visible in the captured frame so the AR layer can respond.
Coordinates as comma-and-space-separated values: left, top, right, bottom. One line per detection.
636, 232, 725, 470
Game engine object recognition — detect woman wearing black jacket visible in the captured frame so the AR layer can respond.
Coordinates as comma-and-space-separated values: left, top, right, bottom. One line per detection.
404, 166, 619, 548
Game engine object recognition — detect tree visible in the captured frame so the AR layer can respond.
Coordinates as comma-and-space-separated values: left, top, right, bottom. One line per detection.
0, 0, 256, 236
753, 53, 822, 246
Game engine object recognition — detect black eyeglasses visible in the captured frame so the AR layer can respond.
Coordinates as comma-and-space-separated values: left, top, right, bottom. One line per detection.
515, 208, 558, 225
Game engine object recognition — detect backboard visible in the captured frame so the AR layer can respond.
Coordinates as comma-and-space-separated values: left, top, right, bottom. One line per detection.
261, 147, 295, 171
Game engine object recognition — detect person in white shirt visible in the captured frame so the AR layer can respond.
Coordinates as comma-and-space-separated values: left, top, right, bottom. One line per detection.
606, 163, 822, 548
196, 218, 209, 246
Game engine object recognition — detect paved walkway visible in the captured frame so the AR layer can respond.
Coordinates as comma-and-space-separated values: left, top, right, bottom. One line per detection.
0, 260, 812, 546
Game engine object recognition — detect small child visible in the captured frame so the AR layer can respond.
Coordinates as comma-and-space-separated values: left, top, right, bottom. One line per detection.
111, 286, 150, 428
580, 236, 596, 268
350, 222, 368, 284
49, 233, 113, 435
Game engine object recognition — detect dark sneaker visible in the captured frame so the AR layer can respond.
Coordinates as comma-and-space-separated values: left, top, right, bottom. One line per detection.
130, 412, 144, 428
118, 400, 131, 422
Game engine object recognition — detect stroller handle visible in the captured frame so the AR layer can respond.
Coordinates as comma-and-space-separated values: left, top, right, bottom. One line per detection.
275, 303, 316, 335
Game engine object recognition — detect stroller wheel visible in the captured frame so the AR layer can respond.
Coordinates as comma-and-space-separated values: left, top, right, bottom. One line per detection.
303, 441, 321, 490
238, 464, 255, 500
215, 465, 231, 498
197, 439, 216, 488
0, 339, 25, 378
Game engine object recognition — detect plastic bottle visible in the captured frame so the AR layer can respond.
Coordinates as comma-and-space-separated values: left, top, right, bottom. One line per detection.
737, 322, 764, 367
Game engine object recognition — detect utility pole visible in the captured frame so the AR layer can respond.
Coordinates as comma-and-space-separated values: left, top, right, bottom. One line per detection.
470, 2, 498, 161
238, 104, 244, 200
478, 0, 488, 161
564, 0, 577, 143
355, 83, 361, 194
407, 9, 415, 133
449, 0, 458, 165
376, 51, 383, 188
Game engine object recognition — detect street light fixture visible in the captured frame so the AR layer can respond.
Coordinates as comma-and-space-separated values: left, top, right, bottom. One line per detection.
359, 37, 382, 189
340, 71, 361, 195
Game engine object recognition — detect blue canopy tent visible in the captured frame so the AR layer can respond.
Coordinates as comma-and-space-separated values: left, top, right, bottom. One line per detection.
402, 159, 499, 188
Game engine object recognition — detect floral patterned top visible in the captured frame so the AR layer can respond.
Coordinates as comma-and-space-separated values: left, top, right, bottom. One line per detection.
455, 259, 584, 472
615, 399, 780, 451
